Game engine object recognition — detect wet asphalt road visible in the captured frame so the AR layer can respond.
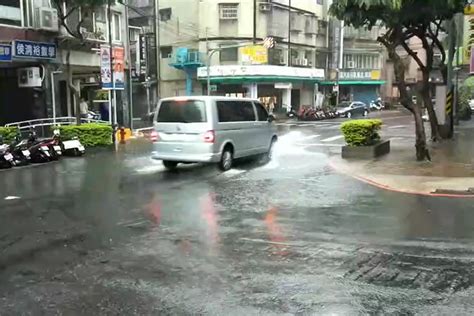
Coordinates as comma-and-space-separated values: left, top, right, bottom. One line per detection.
1, 112, 474, 315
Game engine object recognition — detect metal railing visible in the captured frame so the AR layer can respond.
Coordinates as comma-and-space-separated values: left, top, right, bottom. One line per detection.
5, 117, 110, 138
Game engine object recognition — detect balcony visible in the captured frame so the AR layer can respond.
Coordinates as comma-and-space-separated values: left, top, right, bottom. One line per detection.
169, 48, 204, 70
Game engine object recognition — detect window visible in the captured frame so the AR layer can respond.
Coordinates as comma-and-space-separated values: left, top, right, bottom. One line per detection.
219, 46, 238, 62
160, 46, 172, 58
219, 3, 238, 20
0, 0, 22, 26
157, 100, 207, 123
159, 8, 172, 22
217, 101, 256, 122
255, 102, 269, 121
112, 12, 121, 42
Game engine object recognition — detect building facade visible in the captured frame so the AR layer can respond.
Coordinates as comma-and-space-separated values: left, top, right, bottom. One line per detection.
323, 22, 386, 105
153, 0, 329, 113
0, 1, 129, 126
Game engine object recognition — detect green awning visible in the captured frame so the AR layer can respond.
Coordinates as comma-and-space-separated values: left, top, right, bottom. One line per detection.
319, 80, 386, 85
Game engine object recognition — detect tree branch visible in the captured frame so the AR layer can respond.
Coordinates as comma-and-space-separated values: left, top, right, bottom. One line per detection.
400, 38, 425, 71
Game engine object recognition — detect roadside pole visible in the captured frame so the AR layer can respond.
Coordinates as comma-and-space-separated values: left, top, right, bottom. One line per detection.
447, 18, 455, 137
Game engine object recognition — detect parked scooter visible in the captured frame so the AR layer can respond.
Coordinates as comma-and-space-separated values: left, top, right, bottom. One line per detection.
4, 133, 31, 166
370, 98, 384, 111
0, 136, 14, 169
28, 131, 62, 161
23, 131, 55, 163
52, 129, 85, 156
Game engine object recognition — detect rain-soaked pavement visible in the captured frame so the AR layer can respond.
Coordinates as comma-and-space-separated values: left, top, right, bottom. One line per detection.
1, 118, 474, 315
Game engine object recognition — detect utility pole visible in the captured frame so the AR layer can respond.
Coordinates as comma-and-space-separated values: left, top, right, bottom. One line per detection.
253, 0, 257, 44
287, 0, 291, 66
154, 0, 161, 100
107, 0, 117, 139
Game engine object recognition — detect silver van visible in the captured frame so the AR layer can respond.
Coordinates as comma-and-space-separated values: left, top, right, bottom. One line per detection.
151, 96, 278, 171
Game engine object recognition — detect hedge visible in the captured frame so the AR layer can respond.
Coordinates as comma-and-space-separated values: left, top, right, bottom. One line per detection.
341, 119, 382, 146
55, 123, 113, 147
0, 127, 19, 144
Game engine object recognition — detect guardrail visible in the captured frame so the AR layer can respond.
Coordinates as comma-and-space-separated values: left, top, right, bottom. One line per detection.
5, 117, 110, 138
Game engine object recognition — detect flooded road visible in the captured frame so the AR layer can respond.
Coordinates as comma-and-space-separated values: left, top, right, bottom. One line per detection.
1, 126, 474, 315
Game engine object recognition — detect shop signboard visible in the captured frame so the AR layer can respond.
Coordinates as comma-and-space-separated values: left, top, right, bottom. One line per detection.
100, 44, 112, 89
463, 4, 474, 65
0, 44, 12, 61
274, 82, 292, 89
13, 40, 56, 59
198, 65, 325, 79
339, 70, 381, 80
241, 45, 268, 64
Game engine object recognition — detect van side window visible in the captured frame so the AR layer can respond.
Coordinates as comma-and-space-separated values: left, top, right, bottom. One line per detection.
254, 102, 268, 121
217, 101, 256, 122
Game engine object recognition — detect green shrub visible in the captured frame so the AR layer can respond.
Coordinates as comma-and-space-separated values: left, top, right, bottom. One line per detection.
0, 127, 19, 143
55, 123, 113, 147
341, 119, 382, 146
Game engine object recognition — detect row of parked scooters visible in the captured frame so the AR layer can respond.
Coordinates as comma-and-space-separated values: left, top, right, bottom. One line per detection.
294, 107, 340, 121
0, 129, 85, 169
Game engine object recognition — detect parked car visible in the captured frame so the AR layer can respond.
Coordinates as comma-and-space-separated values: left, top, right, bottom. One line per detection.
469, 99, 474, 111
151, 96, 278, 171
336, 101, 369, 118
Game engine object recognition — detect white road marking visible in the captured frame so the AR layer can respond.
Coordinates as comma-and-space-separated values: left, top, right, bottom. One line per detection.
4, 196, 21, 200
387, 125, 406, 129
321, 135, 344, 142
302, 134, 321, 140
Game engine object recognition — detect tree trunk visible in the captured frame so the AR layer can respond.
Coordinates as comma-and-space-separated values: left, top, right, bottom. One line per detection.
388, 46, 430, 161
66, 50, 81, 125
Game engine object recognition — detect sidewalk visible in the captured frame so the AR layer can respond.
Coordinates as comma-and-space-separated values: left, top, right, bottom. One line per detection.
329, 121, 474, 197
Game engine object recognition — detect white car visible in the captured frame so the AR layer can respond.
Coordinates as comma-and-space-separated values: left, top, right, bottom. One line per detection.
469, 99, 474, 111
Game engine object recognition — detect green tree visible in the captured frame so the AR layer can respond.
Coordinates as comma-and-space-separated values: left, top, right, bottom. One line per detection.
330, 0, 464, 161
51, 0, 108, 124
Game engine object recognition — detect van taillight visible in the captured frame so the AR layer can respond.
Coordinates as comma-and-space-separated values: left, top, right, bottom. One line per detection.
203, 130, 215, 143
150, 131, 159, 142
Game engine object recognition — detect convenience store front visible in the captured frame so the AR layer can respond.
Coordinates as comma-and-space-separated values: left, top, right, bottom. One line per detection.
197, 65, 325, 113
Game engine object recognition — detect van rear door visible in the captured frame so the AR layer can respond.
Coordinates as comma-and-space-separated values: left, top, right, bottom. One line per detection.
154, 99, 210, 142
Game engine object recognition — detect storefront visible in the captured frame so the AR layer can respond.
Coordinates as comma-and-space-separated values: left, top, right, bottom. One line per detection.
197, 65, 325, 113
320, 70, 386, 105
0, 39, 57, 125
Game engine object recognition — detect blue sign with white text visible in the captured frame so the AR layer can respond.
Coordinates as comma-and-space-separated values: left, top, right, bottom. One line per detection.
13, 40, 56, 59
0, 44, 12, 61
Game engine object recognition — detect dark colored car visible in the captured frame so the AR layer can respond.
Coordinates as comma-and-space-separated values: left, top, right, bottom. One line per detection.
336, 101, 369, 118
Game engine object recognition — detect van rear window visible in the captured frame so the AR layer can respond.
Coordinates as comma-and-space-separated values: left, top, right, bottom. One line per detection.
157, 100, 207, 123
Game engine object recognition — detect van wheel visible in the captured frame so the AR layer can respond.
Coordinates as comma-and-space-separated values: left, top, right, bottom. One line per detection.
219, 147, 233, 171
163, 160, 178, 170
264, 137, 277, 162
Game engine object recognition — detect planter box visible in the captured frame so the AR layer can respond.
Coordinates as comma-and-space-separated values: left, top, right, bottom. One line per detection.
342, 140, 390, 159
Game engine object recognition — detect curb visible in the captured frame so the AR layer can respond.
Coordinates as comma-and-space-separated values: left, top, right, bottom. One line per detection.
327, 159, 474, 199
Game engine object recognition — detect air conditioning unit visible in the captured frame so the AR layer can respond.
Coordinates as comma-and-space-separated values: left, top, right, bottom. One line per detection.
301, 58, 308, 66
35, 7, 59, 32
18, 67, 43, 88
347, 61, 356, 69
279, 56, 285, 65
259, 3, 272, 11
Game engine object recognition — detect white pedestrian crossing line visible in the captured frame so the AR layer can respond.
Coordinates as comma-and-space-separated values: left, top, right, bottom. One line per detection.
387, 125, 406, 129
321, 135, 344, 142
302, 134, 321, 140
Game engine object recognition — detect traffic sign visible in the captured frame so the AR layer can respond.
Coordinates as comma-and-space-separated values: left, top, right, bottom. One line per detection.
262, 37, 275, 49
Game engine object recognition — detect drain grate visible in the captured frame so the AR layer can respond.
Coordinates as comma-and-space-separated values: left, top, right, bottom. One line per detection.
343, 251, 473, 294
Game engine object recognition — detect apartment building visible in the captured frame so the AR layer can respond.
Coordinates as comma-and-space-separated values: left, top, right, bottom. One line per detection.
155, 0, 329, 112
0, 0, 129, 126
322, 22, 386, 105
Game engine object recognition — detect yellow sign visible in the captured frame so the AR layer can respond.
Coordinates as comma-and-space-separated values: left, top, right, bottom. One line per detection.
241, 45, 268, 64
370, 70, 381, 80
465, 5, 474, 15
463, 10, 474, 64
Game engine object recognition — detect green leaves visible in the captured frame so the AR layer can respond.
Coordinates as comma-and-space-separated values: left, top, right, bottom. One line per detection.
340, 119, 382, 146
56, 123, 113, 147
0, 127, 18, 144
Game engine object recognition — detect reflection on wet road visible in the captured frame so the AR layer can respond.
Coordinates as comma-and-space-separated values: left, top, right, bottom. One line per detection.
1, 128, 474, 314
